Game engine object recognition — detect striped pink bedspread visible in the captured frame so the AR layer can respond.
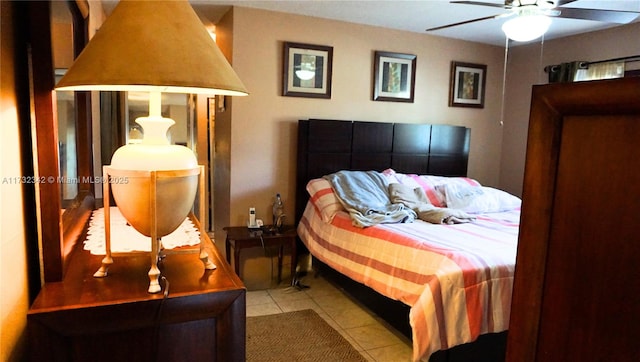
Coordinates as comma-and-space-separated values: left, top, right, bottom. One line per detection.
297, 202, 519, 361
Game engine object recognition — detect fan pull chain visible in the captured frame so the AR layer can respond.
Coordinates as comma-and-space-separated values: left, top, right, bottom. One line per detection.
538, 33, 546, 84
500, 37, 509, 127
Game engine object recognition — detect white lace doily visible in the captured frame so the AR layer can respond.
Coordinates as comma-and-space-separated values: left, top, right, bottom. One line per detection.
84, 207, 201, 255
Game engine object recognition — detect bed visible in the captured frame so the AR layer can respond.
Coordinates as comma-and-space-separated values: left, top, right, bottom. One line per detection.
295, 119, 520, 362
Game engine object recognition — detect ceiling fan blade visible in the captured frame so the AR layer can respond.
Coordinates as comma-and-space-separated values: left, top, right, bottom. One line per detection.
426, 14, 505, 31
555, 0, 578, 6
556, 7, 640, 24
453, 0, 580, 9
451, 1, 510, 9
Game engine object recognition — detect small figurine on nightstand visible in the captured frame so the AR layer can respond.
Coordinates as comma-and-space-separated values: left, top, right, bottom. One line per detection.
271, 193, 286, 234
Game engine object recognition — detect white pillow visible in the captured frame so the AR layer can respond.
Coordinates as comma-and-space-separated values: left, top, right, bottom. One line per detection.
440, 184, 521, 214
382, 169, 481, 207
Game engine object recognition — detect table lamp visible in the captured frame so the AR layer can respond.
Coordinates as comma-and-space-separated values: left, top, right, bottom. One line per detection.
56, 0, 248, 293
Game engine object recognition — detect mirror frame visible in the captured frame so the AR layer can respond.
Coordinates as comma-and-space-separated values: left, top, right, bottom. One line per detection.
29, 1, 94, 283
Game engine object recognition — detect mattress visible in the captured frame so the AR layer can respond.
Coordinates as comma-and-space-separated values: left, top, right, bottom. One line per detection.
297, 201, 520, 361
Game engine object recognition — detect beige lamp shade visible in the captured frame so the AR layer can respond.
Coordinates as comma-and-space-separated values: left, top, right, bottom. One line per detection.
55, 0, 248, 96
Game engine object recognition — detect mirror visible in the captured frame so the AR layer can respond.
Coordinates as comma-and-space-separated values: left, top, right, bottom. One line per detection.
29, 0, 95, 283
55, 70, 79, 205
98, 92, 195, 164
125, 92, 194, 147
51, 2, 79, 206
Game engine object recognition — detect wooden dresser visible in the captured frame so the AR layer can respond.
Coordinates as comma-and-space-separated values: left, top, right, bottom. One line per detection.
506, 77, 640, 361
28, 232, 246, 362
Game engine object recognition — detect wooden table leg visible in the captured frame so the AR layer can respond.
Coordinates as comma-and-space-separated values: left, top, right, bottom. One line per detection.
277, 246, 283, 284
234, 244, 241, 278
290, 239, 297, 286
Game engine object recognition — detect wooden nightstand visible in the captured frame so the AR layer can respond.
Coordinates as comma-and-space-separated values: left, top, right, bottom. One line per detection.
224, 225, 297, 285
28, 226, 246, 362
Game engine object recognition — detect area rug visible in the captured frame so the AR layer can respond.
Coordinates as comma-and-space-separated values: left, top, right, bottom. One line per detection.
247, 309, 368, 361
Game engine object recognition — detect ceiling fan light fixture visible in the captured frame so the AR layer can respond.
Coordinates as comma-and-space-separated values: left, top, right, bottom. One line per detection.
502, 13, 551, 42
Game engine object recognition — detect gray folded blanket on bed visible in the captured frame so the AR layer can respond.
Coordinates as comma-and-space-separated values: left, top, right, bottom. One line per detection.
388, 183, 475, 224
324, 170, 416, 228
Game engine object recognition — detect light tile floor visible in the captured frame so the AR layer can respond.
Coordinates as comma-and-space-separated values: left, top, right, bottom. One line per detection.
246, 274, 413, 362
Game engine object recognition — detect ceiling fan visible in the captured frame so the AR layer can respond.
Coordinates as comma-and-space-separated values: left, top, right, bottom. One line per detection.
426, 0, 640, 42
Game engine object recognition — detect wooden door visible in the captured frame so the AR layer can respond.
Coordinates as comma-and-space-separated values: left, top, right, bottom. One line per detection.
506, 77, 640, 362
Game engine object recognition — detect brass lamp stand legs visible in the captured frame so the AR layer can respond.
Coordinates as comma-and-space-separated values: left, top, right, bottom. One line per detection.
147, 170, 161, 294
198, 165, 217, 271
95, 166, 215, 294
93, 170, 114, 278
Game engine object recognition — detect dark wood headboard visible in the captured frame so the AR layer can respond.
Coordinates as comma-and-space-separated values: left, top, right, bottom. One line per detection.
295, 119, 470, 223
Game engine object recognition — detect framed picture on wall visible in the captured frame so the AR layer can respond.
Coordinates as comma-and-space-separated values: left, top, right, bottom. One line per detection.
449, 61, 487, 108
373, 51, 417, 103
282, 42, 333, 98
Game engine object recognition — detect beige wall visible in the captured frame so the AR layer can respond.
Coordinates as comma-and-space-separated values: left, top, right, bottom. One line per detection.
499, 22, 640, 197
1, 2, 30, 360
226, 7, 506, 229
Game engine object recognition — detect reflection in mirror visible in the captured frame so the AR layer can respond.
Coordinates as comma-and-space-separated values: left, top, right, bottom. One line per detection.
125, 92, 194, 147
55, 70, 79, 204
51, 2, 79, 207
99, 91, 125, 183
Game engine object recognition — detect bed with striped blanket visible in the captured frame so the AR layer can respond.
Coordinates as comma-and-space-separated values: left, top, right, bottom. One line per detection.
297, 176, 520, 362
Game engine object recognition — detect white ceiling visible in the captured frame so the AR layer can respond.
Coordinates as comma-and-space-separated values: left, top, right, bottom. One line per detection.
187, 0, 640, 46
